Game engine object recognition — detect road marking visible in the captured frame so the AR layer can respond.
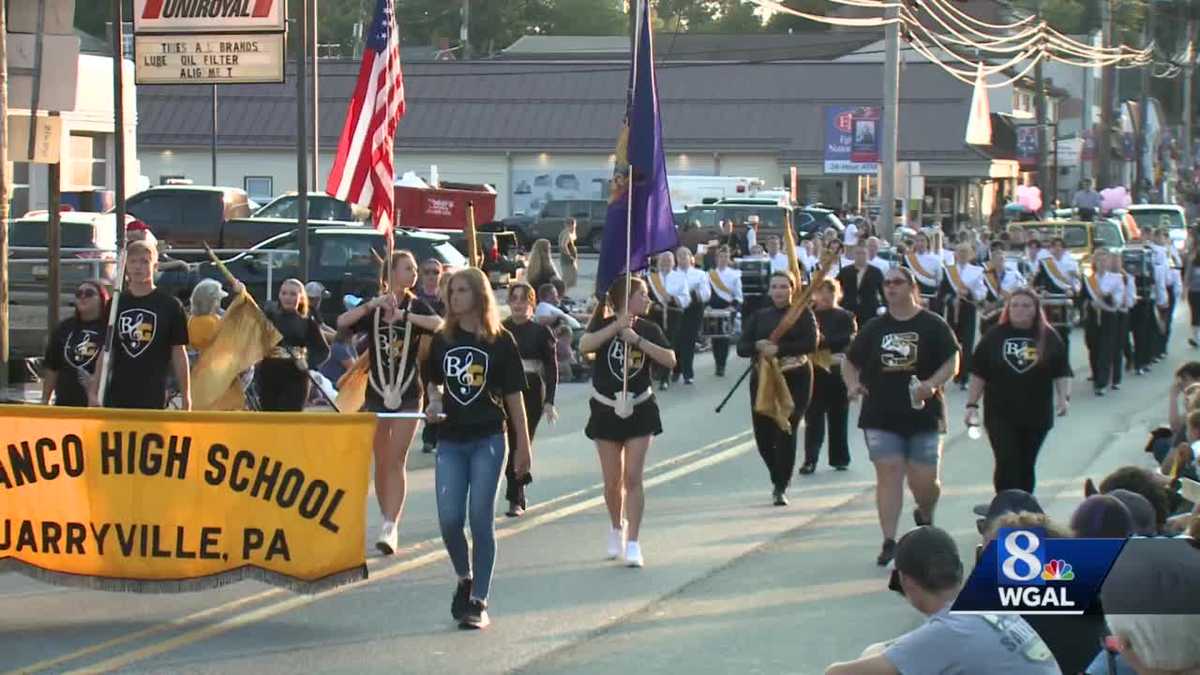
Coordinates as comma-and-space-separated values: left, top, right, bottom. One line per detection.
61, 439, 757, 674
8, 430, 751, 675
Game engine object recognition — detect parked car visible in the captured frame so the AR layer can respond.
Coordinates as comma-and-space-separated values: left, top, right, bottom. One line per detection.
1121, 204, 1188, 252
680, 201, 843, 252
523, 199, 609, 251
156, 226, 466, 325
253, 193, 370, 223
115, 185, 253, 256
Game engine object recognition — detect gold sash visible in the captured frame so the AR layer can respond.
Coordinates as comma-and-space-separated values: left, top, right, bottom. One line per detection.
1043, 257, 1074, 292
708, 269, 734, 299
983, 269, 1001, 299
906, 251, 936, 285
1084, 273, 1113, 311
650, 272, 671, 306
947, 265, 972, 299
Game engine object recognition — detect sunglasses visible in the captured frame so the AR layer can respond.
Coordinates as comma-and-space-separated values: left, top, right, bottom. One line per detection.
883, 278, 910, 287
75, 288, 98, 299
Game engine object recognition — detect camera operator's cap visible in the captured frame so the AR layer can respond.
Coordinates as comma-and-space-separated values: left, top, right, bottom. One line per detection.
973, 489, 1044, 533
1070, 494, 1133, 539
894, 525, 963, 590
304, 281, 329, 299
1107, 489, 1157, 537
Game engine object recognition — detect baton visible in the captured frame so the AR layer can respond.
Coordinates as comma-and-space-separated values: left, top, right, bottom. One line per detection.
377, 412, 446, 421
714, 362, 754, 413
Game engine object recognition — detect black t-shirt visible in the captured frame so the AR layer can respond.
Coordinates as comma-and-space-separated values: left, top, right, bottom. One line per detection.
971, 324, 1072, 429
846, 309, 960, 435
352, 296, 437, 405
587, 315, 669, 397
45, 316, 106, 407
426, 327, 525, 441
502, 317, 559, 405
266, 307, 331, 368
107, 288, 189, 409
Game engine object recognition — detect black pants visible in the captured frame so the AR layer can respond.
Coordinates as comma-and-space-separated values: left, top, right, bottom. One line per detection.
504, 374, 544, 508
1158, 289, 1176, 357
1131, 300, 1156, 370
256, 358, 309, 411
1089, 310, 1119, 390
1189, 291, 1200, 327
749, 365, 813, 491
1114, 311, 1130, 384
653, 310, 680, 385
710, 296, 735, 372
673, 303, 703, 380
985, 418, 1050, 494
950, 300, 977, 384
804, 365, 849, 468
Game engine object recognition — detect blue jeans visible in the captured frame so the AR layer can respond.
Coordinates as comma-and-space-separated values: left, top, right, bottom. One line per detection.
435, 433, 506, 602
863, 429, 943, 466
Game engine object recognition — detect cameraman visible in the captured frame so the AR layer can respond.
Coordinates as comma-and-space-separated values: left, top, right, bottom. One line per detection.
825, 526, 1059, 675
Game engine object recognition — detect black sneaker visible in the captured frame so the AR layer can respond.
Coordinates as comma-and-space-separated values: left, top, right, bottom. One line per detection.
505, 502, 525, 518
459, 598, 490, 629
451, 578, 473, 621
913, 507, 932, 527
832, 465, 849, 471
772, 489, 789, 506
422, 443, 435, 454
798, 462, 816, 475
876, 539, 897, 566
1112, 383, 1121, 391
715, 367, 725, 377
1189, 338, 1198, 348
683, 377, 694, 385
659, 381, 669, 392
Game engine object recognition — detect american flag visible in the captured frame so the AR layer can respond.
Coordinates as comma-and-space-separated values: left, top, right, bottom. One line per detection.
326, 0, 405, 240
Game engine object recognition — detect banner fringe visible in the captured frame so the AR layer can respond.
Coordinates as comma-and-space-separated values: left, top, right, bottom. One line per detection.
0, 559, 367, 595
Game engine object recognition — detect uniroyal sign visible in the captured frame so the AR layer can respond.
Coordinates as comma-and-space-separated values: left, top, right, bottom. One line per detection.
134, 0, 285, 33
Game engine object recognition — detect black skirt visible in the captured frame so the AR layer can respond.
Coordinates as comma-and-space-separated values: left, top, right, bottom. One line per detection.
361, 386, 422, 413
585, 397, 663, 441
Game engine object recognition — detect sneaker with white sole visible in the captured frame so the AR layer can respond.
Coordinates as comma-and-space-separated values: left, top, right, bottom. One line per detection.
606, 523, 625, 559
375, 520, 399, 555
624, 541, 644, 567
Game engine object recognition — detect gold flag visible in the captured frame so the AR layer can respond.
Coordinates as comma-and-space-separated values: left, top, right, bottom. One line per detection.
192, 291, 283, 410
466, 202, 480, 268
753, 356, 795, 432
334, 351, 370, 414
783, 210, 803, 294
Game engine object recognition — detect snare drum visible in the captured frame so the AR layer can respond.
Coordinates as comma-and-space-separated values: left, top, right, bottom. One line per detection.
1042, 294, 1073, 327
736, 258, 771, 297
702, 308, 735, 338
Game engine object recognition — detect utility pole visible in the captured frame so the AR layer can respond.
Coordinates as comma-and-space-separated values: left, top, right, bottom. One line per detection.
0, 0, 9, 394
1034, 3, 1052, 208
48, 160, 61, 334
296, 4, 310, 280
460, 0, 470, 60
312, 0, 320, 185
1185, 18, 1197, 174
879, 3, 901, 240
211, 85, 218, 184
1098, 0, 1114, 188
1137, 3, 1157, 201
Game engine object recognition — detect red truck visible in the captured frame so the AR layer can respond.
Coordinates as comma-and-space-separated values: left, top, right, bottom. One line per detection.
393, 180, 497, 232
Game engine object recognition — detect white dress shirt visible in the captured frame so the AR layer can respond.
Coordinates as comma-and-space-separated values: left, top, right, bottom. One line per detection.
869, 256, 891, 273
661, 269, 691, 309
534, 301, 581, 329
768, 252, 789, 273
843, 222, 859, 246
668, 267, 711, 309
708, 265, 744, 304
948, 263, 988, 302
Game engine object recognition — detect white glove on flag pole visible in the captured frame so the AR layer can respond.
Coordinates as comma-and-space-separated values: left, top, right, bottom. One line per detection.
965, 64, 992, 146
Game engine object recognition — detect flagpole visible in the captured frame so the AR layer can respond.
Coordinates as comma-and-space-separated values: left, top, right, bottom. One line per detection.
621, 0, 643, 411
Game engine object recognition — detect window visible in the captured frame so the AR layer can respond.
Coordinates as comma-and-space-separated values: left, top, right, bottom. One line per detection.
541, 201, 567, 218
127, 192, 183, 228
12, 162, 29, 217
67, 133, 107, 189
319, 235, 376, 269
244, 176, 273, 204
570, 202, 591, 220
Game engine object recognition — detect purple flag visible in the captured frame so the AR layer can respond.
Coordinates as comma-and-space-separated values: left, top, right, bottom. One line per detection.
595, 0, 677, 297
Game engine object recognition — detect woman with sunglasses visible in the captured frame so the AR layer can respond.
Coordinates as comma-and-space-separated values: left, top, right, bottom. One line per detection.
42, 281, 109, 407
965, 288, 1071, 495
424, 267, 530, 629
844, 266, 960, 566
257, 278, 330, 412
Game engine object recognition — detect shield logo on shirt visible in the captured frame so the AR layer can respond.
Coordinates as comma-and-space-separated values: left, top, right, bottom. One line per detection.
1003, 337, 1038, 374
880, 332, 919, 369
443, 346, 489, 406
607, 339, 646, 380
117, 309, 158, 358
65, 330, 101, 369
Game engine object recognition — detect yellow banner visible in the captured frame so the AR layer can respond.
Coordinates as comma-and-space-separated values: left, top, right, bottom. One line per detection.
0, 406, 373, 593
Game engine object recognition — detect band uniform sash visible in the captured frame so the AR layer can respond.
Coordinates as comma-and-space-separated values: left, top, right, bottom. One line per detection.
708, 269, 734, 300
649, 272, 671, 306
1084, 273, 1113, 312
905, 251, 937, 287
1042, 257, 1074, 293
947, 265, 972, 300
982, 269, 1001, 300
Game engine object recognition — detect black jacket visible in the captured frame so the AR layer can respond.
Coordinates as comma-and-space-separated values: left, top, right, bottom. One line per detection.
814, 307, 857, 355
835, 264, 885, 328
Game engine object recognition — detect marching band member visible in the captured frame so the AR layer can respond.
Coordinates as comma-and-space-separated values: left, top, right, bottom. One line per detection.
96, 240, 191, 410
979, 241, 1025, 336
1152, 228, 1179, 361
1082, 250, 1123, 396
836, 243, 885, 330
716, 218, 747, 259
1131, 242, 1164, 376
424, 267, 530, 629
416, 258, 445, 454
501, 283, 559, 518
1116, 253, 1137, 389
257, 279, 330, 412
802, 278, 856, 474
42, 280, 109, 407
1032, 237, 1080, 362
966, 288, 1072, 494
580, 275, 676, 568
736, 270, 819, 506
902, 232, 944, 311
668, 247, 710, 385
648, 251, 686, 391
866, 237, 890, 273
707, 245, 743, 377
824, 239, 847, 277
1022, 238, 1051, 278
337, 251, 443, 555
765, 235, 789, 273
943, 243, 988, 389
843, 266, 959, 566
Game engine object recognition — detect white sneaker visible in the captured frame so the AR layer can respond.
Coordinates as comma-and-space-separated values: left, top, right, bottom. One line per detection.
624, 541, 644, 568
375, 520, 398, 555
606, 523, 625, 560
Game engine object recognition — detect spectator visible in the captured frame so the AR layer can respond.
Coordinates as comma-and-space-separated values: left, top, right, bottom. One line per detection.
534, 283, 580, 330
825, 526, 1060, 675
525, 238, 561, 291
1072, 179, 1103, 221
415, 258, 445, 314
319, 329, 357, 388
1107, 489, 1158, 537
974, 488, 1045, 535
1159, 409, 1200, 481
1071, 495, 1135, 538
1167, 362, 1200, 441
305, 281, 337, 342
1088, 466, 1173, 533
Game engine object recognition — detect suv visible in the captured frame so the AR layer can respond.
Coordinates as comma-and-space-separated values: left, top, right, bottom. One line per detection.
253, 193, 369, 223
122, 185, 253, 254
525, 199, 609, 251
157, 226, 466, 324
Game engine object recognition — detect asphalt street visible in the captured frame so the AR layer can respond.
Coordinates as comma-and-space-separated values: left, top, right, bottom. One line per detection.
0, 256, 1183, 674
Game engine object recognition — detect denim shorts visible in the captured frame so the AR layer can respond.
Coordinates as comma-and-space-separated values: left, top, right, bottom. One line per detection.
863, 429, 943, 465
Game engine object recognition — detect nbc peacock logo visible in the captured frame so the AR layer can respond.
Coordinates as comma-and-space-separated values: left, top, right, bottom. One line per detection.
1041, 559, 1075, 582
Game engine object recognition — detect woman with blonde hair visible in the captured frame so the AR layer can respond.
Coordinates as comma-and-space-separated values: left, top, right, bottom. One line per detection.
255, 278, 329, 411
558, 220, 579, 291
524, 238, 560, 291
337, 250, 443, 555
579, 275, 676, 567
424, 266, 530, 629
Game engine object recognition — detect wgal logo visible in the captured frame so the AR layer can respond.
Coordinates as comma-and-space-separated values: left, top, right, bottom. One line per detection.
996, 529, 1076, 610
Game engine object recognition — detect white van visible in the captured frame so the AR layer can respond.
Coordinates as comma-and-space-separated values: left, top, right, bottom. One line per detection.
669, 175, 765, 213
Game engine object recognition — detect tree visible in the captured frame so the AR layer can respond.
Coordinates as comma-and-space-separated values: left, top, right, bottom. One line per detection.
710, 0, 764, 32
764, 0, 832, 33
545, 0, 627, 36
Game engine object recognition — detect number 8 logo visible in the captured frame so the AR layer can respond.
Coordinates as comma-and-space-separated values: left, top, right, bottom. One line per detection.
1001, 530, 1043, 582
